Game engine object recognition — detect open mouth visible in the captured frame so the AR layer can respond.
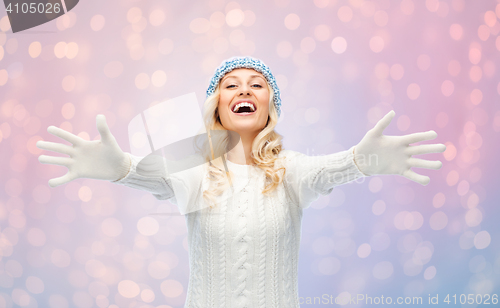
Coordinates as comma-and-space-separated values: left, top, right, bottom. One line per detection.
231, 101, 257, 114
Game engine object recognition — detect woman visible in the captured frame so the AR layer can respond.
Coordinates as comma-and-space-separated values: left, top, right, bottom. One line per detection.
37, 56, 446, 307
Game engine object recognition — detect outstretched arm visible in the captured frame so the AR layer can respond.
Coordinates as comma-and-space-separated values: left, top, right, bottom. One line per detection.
353, 110, 446, 185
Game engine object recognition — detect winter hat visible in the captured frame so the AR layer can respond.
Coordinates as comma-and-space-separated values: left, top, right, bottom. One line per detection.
206, 56, 282, 118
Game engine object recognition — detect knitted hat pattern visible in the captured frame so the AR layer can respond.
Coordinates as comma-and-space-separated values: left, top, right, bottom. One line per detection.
206, 56, 282, 118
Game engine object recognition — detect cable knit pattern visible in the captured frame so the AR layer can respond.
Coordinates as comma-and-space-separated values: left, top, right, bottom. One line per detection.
113, 146, 367, 307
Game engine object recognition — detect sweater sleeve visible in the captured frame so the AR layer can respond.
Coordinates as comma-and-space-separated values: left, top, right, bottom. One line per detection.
283, 145, 367, 209
111, 152, 209, 215
111, 152, 176, 201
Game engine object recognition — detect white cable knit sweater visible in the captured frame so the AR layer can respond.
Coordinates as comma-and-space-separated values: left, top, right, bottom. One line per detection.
113, 146, 366, 308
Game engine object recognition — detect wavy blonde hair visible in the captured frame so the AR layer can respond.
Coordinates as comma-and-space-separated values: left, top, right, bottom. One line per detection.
198, 74, 286, 209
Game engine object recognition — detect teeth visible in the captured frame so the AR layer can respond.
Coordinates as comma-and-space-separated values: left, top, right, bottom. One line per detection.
233, 102, 255, 113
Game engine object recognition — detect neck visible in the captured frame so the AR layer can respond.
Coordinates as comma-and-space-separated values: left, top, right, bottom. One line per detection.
226, 131, 257, 165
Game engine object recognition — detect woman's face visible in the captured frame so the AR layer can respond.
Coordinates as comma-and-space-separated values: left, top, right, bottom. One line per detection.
217, 68, 270, 137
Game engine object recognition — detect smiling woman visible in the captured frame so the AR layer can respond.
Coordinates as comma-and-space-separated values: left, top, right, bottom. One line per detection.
36, 56, 446, 308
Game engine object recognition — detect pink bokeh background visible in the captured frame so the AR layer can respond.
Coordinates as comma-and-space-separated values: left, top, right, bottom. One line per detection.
0, 0, 499, 307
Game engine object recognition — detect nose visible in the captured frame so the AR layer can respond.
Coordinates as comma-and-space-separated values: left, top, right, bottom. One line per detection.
239, 84, 251, 96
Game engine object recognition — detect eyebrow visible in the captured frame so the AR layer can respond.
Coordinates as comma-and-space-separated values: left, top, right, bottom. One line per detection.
221, 75, 266, 83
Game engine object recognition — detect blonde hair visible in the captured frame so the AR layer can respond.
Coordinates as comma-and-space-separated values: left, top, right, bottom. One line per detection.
199, 76, 286, 209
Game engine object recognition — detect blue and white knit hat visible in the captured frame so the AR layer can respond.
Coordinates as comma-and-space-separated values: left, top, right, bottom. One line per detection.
206, 56, 282, 118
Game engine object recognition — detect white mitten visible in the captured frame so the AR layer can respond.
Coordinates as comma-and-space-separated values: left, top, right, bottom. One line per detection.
353, 110, 446, 185
37, 114, 131, 187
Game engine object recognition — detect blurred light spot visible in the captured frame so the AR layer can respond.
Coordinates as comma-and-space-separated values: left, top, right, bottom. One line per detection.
318, 257, 341, 275
127, 7, 142, 23
369, 36, 384, 52
424, 266, 436, 280
9, 209, 26, 228
284, 13, 300, 30
118, 280, 140, 298
29, 41, 42, 58
469, 88, 483, 105
5, 178, 22, 197
374, 10, 388, 27
416, 55, 431, 72
429, 211, 448, 230
51, 249, 71, 267
210, 11, 225, 28
300, 37, 316, 54
443, 142, 456, 161
459, 231, 475, 249
469, 65, 482, 82
10, 153, 27, 172
407, 83, 421, 100
62, 75, 76, 92
137, 217, 160, 236
85, 260, 106, 278
61, 103, 75, 120
101, 218, 123, 237
390, 64, 404, 80
449, 24, 463, 40
435, 112, 448, 128
226, 9, 244, 27
446, 170, 459, 186
465, 208, 482, 227
190, 18, 210, 33
426, 0, 439, 12
276, 41, 293, 58
141, 289, 155, 303
465, 131, 482, 150
242, 10, 256, 27
371, 200, 385, 215
148, 261, 171, 279
483, 60, 495, 77
11, 289, 31, 306
5, 38, 18, 54
104, 61, 123, 78
78, 186, 92, 202
338, 6, 353, 22
478, 25, 490, 41
474, 231, 491, 249
400, 0, 414, 15
27, 228, 46, 247
357, 243, 371, 258
374, 62, 389, 79
149, 9, 165, 27
331, 37, 347, 54
0, 16, 11, 31
160, 279, 183, 297
397, 114, 410, 131
7, 62, 23, 79
135, 73, 150, 89
485, 10, 497, 27
368, 177, 383, 193
314, 25, 330, 41
441, 80, 454, 96
314, 0, 329, 8
304, 107, 320, 124
56, 204, 76, 224
0, 68, 7, 85
90, 15, 105, 31
151, 70, 167, 87
372, 261, 393, 279
6, 259, 23, 277
457, 180, 470, 196
26, 276, 44, 294
469, 47, 481, 64
312, 236, 335, 256
54, 42, 67, 58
